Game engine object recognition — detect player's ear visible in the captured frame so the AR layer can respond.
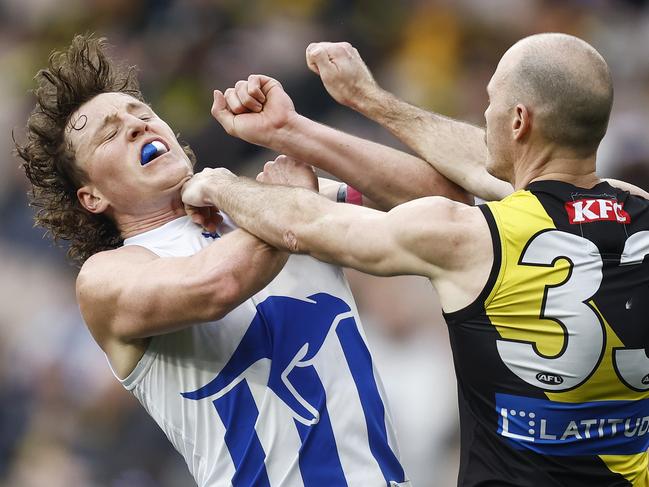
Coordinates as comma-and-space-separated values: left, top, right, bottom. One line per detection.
77, 185, 110, 214
512, 103, 531, 141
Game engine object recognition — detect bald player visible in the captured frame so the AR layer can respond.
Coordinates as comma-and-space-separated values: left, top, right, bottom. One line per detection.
183, 33, 649, 486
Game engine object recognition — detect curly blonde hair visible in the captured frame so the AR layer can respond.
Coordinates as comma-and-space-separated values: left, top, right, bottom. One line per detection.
16, 34, 195, 265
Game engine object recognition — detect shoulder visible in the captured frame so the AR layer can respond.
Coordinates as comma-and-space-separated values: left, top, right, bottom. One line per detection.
388, 196, 487, 235
77, 245, 157, 291
76, 246, 158, 338
387, 197, 490, 270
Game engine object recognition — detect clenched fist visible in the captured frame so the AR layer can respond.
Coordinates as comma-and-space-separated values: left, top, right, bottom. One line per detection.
305, 42, 380, 110
181, 168, 235, 231
211, 75, 297, 149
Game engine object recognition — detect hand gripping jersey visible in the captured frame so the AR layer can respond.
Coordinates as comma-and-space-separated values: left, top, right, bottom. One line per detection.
116, 216, 408, 487
444, 181, 649, 486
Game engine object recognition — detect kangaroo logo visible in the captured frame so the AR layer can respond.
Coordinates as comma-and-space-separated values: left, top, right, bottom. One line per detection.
181, 292, 405, 486
182, 293, 352, 423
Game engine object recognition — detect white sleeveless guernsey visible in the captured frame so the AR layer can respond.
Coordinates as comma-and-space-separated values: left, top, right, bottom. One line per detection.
116, 216, 409, 487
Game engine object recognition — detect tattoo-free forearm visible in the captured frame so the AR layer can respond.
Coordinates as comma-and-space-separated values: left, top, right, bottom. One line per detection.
353, 88, 513, 201
199, 175, 368, 271
201, 175, 317, 252
274, 115, 471, 209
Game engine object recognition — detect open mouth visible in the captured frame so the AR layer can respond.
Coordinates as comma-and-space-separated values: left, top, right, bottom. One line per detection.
140, 141, 169, 166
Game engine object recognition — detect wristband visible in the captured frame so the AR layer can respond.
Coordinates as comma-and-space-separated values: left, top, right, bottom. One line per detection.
337, 183, 348, 203
346, 185, 363, 206
336, 183, 363, 205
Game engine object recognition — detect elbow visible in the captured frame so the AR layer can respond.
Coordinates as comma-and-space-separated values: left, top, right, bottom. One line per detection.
456, 188, 474, 206
411, 175, 474, 207
280, 214, 314, 254
441, 180, 473, 206
282, 229, 302, 253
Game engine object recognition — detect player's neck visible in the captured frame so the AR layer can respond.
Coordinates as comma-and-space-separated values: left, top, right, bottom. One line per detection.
512, 147, 598, 190
117, 199, 187, 239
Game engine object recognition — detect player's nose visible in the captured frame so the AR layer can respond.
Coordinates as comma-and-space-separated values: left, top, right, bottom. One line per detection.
126, 115, 149, 140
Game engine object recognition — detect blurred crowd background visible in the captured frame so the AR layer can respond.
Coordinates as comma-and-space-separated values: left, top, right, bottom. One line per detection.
2, 0, 649, 486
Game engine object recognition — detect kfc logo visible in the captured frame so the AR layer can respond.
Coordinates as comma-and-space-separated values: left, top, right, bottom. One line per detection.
565, 199, 630, 224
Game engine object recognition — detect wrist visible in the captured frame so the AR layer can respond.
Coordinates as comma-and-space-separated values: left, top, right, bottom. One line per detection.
273, 113, 313, 153
203, 171, 235, 206
350, 85, 386, 117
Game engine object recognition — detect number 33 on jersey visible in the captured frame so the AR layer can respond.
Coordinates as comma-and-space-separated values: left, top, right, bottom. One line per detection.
444, 180, 649, 486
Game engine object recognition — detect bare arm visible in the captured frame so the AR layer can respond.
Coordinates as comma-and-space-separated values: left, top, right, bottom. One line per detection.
77, 229, 286, 344
305, 42, 514, 201
183, 167, 484, 282
275, 115, 472, 208
213, 75, 471, 210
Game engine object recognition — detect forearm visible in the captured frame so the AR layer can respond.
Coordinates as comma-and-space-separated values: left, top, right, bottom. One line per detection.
200, 175, 358, 270
79, 230, 288, 342
143, 231, 287, 331
351, 87, 513, 201
142, 231, 286, 333
202, 176, 315, 251
199, 231, 288, 310
273, 115, 471, 209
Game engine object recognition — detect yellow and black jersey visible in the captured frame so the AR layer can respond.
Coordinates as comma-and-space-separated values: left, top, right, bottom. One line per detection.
444, 180, 649, 486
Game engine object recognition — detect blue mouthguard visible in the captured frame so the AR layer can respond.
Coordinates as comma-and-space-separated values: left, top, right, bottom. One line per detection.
141, 142, 158, 166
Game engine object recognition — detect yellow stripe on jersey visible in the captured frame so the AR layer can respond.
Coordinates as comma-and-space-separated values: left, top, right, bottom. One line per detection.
599, 452, 648, 486
485, 191, 569, 357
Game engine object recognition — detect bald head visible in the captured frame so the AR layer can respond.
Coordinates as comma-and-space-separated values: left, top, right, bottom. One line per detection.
499, 33, 613, 155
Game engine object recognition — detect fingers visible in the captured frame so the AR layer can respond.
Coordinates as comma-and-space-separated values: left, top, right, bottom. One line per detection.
234, 79, 263, 112
306, 43, 330, 75
223, 87, 247, 115
211, 90, 235, 134
258, 75, 283, 97
306, 42, 356, 73
273, 155, 316, 174
184, 204, 206, 227
203, 206, 222, 234
264, 159, 275, 169
247, 75, 266, 104
184, 204, 222, 233
274, 154, 293, 166
305, 42, 375, 109
218, 74, 276, 117
258, 155, 317, 190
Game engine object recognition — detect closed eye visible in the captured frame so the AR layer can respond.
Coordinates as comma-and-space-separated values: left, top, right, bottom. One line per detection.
105, 129, 118, 141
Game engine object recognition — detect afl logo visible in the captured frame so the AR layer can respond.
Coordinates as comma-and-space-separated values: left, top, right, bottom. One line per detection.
536, 372, 564, 385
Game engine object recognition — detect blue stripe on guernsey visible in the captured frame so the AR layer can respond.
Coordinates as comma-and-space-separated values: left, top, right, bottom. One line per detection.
182, 293, 405, 485
496, 393, 649, 455
214, 382, 271, 487
337, 317, 406, 484
292, 365, 348, 486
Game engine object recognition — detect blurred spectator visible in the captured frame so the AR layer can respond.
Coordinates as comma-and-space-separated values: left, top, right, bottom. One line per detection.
346, 271, 459, 487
